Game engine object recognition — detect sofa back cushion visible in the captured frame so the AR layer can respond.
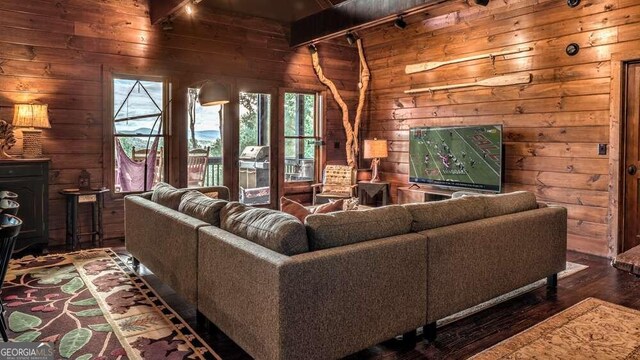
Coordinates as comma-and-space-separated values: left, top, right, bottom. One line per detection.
151, 182, 190, 210
178, 190, 227, 227
482, 191, 538, 218
305, 206, 412, 250
220, 202, 309, 256
404, 196, 486, 232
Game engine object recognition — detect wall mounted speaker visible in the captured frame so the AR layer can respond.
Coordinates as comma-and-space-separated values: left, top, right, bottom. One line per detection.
566, 43, 580, 56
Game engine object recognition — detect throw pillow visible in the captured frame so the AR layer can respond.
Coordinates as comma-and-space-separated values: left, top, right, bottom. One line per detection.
280, 196, 312, 223
150, 182, 189, 210
202, 191, 219, 199
314, 199, 344, 214
343, 197, 359, 211
280, 197, 347, 223
178, 191, 227, 226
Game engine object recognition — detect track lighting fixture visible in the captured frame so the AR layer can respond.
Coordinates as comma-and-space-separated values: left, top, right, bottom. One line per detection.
475, 0, 490, 5
308, 44, 317, 54
394, 16, 407, 29
185, 4, 193, 15
345, 32, 357, 45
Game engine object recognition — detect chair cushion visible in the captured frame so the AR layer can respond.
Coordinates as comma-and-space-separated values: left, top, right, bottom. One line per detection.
482, 191, 538, 218
178, 191, 227, 227
404, 196, 486, 232
305, 205, 412, 250
151, 182, 190, 210
221, 202, 309, 256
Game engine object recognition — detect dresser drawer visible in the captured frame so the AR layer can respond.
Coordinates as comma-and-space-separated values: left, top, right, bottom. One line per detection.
0, 164, 44, 178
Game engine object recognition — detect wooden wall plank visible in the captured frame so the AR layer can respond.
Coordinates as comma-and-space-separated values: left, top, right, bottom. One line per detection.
0, 0, 358, 247
357, 0, 640, 257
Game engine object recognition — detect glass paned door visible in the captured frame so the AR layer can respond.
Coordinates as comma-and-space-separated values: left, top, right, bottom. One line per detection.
187, 88, 223, 188
239, 92, 271, 205
284, 92, 319, 182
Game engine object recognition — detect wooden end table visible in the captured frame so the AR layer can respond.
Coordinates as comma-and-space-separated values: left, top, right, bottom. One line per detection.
59, 188, 108, 250
358, 181, 389, 206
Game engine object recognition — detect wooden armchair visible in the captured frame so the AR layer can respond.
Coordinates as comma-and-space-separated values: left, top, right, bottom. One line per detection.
311, 165, 357, 205
188, 147, 210, 187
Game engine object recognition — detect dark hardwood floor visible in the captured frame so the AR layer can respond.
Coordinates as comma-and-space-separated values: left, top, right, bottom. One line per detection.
48, 240, 640, 359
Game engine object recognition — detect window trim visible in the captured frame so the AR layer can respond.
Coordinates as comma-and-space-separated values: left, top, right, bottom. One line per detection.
105, 73, 171, 197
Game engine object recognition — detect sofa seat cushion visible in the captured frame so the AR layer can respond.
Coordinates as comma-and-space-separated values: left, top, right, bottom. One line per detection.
151, 182, 190, 210
220, 202, 309, 256
305, 206, 412, 250
178, 190, 227, 227
404, 196, 486, 232
482, 191, 538, 218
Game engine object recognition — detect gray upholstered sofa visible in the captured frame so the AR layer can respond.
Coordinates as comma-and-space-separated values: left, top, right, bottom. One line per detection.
125, 185, 566, 360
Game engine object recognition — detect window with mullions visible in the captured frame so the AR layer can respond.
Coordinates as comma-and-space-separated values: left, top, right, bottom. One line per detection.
112, 77, 168, 193
284, 92, 321, 182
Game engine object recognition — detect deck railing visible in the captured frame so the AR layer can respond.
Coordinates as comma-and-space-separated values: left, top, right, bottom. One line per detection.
203, 156, 223, 186
202, 157, 314, 186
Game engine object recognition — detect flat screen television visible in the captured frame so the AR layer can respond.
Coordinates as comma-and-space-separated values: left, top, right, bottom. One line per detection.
408, 125, 503, 192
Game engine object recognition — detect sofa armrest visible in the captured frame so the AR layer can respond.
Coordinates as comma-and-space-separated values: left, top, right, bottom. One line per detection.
125, 196, 209, 305
198, 227, 427, 360
423, 206, 567, 322
280, 234, 427, 359
197, 226, 289, 360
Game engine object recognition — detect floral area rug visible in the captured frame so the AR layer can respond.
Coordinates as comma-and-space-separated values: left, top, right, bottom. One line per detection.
470, 298, 640, 359
2, 248, 220, 360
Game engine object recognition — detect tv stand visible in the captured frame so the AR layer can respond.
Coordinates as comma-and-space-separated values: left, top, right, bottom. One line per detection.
397, 185, 457, 204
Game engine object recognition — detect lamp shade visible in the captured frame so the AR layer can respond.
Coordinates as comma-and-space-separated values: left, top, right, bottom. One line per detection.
12, 104, 51, 129
363, 139, 388, 159
198, 81, 230, 106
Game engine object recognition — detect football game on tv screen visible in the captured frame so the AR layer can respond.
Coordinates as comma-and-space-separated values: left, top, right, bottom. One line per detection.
408, 125, 503, 192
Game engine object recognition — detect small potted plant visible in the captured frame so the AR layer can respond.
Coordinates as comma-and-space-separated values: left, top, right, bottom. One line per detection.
0, 120, 16, 159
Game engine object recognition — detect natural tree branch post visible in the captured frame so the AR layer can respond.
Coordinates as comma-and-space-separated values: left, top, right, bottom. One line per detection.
310, 38, 370, 168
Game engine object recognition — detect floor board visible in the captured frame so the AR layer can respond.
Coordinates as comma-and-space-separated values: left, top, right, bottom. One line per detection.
46, 240, 640, 359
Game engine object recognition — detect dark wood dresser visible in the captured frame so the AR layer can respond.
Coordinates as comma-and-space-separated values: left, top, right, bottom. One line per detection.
0, 159, 49, 252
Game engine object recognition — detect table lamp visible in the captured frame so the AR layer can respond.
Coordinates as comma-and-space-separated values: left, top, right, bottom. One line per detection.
363, 138, 388, 182
12, 104, 50, 158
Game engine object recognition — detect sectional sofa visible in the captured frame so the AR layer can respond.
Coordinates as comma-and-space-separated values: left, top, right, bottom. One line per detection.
125, 184, 567, 360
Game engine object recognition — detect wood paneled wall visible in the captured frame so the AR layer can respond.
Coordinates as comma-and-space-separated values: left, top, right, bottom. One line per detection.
356, 0, 637, 257
0, 0, 358, 246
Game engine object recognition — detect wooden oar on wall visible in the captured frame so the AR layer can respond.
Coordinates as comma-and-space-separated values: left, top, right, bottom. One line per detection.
405, 47, 532, 74
405, 73, 532, 94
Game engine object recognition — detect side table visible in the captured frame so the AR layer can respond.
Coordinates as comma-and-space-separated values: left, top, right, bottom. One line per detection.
59, 188, 108, 250
358, 181, 389, 206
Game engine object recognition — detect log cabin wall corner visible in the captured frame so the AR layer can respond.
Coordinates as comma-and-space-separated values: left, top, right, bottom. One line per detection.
356, 0, 639, 257
0, 0, 358, 247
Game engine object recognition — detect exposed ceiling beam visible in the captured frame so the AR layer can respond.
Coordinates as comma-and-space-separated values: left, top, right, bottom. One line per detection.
149, 0, 190, 25
290, 0, 446, 47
